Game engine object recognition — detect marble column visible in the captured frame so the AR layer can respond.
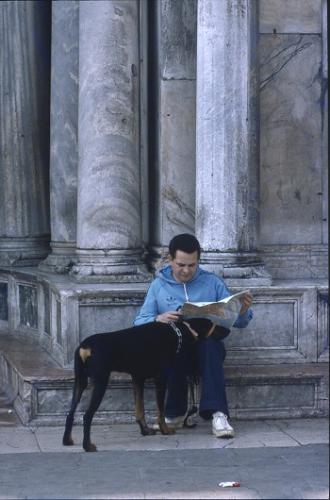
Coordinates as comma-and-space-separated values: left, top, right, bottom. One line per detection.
0, 1, 51, 266
148, 0, 197, 269
39, 1, 79, 273
72, 0, 148, 281
196, 0, 271, 284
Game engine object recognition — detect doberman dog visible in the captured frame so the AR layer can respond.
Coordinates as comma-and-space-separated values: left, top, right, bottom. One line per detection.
62, 318, 216, 452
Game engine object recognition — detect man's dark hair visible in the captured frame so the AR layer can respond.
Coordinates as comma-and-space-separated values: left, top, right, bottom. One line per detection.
169, 233, 201, 259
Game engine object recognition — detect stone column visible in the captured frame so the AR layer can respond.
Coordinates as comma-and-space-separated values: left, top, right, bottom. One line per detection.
0, 1, 51, 266
40, 1, 79, 273
196, 0, 271, 285
72, 0, 148, 281
148, 0, 197, 269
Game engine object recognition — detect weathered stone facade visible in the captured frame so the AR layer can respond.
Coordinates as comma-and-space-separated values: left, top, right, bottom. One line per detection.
0, 0, 328, 424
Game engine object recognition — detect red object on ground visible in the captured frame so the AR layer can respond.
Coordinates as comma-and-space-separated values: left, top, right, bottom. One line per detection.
219, 481, 241, 488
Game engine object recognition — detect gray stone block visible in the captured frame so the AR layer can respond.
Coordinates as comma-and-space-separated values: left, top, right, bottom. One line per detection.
160, 0, 197, 80
226, 285, 320, 364
261, 245, 328, 279
0, 282, 8, 321
259, 34, 324, 245
317, 291, 329, 361
229, 383, 315, 410
18, 284, 38, 330
154, 80, 196, 243
79, 304, 140, 340
259, 0, 322, 34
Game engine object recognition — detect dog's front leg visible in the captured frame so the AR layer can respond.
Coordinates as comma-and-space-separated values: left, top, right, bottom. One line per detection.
155, 375, 175, 435
132, 377, 156, 436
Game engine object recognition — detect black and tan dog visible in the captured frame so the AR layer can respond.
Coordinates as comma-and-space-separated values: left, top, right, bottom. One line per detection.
62, 318, 216, 452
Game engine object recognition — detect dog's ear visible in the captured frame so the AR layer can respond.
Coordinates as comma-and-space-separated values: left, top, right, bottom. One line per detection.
212, 325, 231, 340
184, 318, 213, 337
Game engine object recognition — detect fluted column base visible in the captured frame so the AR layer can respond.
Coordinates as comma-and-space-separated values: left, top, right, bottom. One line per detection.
70, 249, 151, 283
38, 242, 76, 274
0, 237, 50, 267
147, 246, 271, 285
200, 251, 272, 286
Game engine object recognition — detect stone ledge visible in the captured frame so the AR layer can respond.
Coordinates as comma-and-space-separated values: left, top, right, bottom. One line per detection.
1, 269, 328, 368
0, 332, 328, 425
224, 363, 329, 420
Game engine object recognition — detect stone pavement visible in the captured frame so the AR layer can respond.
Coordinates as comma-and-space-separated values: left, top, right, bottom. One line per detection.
0, 411, 329, 500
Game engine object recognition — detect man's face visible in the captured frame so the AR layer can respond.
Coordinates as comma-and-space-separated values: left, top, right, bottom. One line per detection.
170, 250, 199, 283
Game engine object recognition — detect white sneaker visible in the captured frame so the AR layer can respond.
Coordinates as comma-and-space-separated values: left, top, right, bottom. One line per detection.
165, 414, 186, 429
212, 411, 234, 438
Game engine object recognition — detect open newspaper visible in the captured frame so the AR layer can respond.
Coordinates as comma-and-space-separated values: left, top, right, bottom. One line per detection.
181, 290, 250, 329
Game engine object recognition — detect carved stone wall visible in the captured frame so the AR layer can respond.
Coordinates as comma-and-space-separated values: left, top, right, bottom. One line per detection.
259, 0, 328, 278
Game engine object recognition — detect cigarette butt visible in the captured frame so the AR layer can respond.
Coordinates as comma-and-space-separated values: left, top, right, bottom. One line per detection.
219, 481, 240, 488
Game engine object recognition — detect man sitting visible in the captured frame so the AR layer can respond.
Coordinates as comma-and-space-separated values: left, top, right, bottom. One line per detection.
134, 233, 253, 438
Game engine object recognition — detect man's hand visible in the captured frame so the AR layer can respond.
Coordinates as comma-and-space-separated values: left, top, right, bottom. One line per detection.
239, 293, 253, 315
156, 311, 182, 323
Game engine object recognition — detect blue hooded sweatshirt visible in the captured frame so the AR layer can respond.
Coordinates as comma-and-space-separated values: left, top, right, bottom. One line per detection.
134, 265, 253, 328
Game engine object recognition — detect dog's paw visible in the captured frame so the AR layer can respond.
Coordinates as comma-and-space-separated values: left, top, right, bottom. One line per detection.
160, 425, 176, 435
63, 436, 74, 446
141, 426, 157, 436
84, 443, 97, 452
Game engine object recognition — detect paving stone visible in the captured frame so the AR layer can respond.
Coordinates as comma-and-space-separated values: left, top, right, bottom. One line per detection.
0, 419, 328, 498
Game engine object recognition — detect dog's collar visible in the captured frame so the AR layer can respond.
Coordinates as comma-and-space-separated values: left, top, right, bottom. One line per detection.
169, 321, 216, 353
169, 322, 183, 354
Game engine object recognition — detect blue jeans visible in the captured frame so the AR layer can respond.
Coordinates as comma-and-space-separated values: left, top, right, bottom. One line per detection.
165, 337, 229, 419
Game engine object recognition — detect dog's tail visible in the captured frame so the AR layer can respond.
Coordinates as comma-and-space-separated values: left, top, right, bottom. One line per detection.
74, 345, 89, 393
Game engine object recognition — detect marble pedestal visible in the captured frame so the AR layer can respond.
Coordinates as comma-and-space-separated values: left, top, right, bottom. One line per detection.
0, 266, 328, 423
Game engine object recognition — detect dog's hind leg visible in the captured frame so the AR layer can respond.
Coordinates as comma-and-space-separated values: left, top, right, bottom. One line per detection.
83, 376, 108, 452
63, 349, 88, 446
132, 376, 156, 436
155, 374, 175, 435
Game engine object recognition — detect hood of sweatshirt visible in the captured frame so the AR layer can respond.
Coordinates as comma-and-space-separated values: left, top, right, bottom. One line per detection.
157, 264, 203, 283
157, 265, 206, 302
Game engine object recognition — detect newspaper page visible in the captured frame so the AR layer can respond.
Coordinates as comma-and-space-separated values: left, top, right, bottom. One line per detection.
181, 290, 250, 329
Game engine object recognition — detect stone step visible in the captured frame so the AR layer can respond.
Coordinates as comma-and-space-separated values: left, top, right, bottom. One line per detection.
0, 332, 328, 426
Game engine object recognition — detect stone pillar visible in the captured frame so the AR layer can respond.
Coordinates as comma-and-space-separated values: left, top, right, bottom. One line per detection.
0, 1, 51, 266
196, 0, 271, 285
148, 0, 197, 269
71, 0, 148, 281
40, 1, 79, 273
